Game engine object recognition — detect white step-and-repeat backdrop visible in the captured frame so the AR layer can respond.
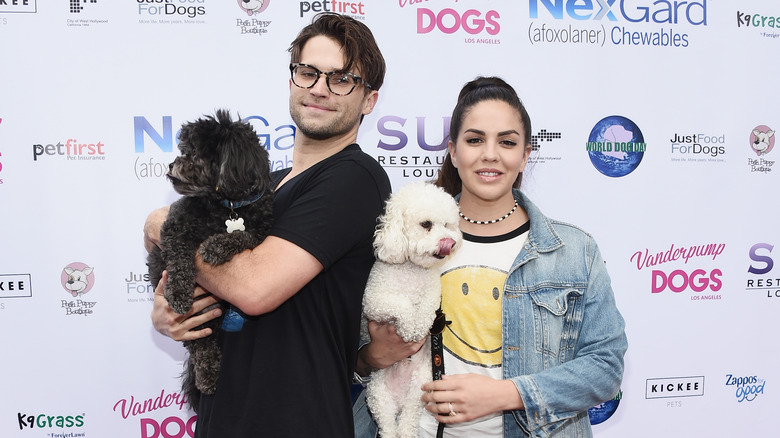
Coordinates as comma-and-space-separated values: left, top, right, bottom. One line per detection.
1, 1, 778, 437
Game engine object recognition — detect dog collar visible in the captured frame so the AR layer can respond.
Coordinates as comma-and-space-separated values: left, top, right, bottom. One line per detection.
220, 190, 265, 210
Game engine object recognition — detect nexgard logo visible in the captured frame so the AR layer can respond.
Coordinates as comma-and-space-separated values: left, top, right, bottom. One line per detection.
133, 115, 295, 180
528, 0, 707, 47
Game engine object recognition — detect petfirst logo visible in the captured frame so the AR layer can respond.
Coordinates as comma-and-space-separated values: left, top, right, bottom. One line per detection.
132, 115, 295, 180
748, 125, 775, 174
528, 0, 707, 47
0, 273, 32, 299
586, 115, 645, 177
669, 132, 726, 163
725, 374, 766, 403
17, 412, 85, 431
61, 262, 97, 316
236, 0, 271, 35
113, 388, 195, 438
412, 3, 502, 42
137, 0, 207, 22
630, 242, 725, 299
737, 10, 780, 40
528, 128, 563, 165
374, 114, 450, 180
298, 0, 365, 19
32, 139, 106, 162
125, 270, 155, 303
0, 0, 36, 13
747, 243, 779, 298
646, 376, 705, 399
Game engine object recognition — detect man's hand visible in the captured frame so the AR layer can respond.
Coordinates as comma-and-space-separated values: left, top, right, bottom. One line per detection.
151, 271, 222, 341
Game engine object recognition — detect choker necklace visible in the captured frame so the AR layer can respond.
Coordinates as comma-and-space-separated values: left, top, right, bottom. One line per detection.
459, 201, 518, 225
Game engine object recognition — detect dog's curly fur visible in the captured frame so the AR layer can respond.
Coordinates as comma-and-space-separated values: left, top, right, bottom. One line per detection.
361, 181, 462, 438
146, 109, 273, 410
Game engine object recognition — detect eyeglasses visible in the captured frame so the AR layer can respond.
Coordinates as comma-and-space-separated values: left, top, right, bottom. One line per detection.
289, 63, 372, 96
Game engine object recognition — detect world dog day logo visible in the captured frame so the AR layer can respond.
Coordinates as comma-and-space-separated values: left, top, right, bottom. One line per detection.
588, 390, 622, 425
61, 262, 97, 316
748, 125, 775, 174
586, 115, 646, 177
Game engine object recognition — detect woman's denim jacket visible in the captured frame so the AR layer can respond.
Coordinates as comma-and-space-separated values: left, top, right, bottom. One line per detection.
354, 191, 628, 438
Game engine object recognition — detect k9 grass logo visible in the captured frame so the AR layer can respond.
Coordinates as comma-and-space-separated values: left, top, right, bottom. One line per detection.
725, 373, 766, 403
17, 411, 85, 431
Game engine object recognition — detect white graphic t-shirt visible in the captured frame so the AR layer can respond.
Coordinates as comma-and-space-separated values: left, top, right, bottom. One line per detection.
419, 223, 529, 437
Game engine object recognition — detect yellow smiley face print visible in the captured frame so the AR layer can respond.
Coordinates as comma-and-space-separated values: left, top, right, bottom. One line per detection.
440, 266, 506, 367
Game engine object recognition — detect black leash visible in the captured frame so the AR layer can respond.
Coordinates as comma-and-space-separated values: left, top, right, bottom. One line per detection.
430, 308, 450, 438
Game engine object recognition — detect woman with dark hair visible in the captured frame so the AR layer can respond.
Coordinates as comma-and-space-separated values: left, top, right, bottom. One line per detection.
355, 77, 627, 437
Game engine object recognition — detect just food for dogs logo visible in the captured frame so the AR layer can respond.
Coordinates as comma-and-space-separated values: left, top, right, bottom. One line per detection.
236, 0, 271, 36
61, 262, 97, 316
137, 0, 207, 25
748, 125, 775, 174
669, 131, 726, 164
586, 115, 646, 177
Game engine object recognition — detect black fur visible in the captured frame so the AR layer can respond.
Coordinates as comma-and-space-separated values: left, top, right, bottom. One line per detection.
146, 109, 273, 410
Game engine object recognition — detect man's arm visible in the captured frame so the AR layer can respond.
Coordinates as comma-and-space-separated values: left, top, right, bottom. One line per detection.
194, 235, 323, 316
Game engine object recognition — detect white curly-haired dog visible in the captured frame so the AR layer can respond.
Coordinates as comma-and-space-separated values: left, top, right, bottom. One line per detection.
362, 181, 462, 438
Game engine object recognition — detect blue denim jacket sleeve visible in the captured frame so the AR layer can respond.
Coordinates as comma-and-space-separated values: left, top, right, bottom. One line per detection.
505, 192, 628, 437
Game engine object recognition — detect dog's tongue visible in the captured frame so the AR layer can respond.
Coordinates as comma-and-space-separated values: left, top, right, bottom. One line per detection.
438, 238, 455, 256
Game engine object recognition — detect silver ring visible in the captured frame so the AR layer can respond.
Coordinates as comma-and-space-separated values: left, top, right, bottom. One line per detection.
448, 402, 457, 417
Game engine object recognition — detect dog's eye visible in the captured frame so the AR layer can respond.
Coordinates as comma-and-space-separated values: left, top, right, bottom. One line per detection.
420, 220, 432, 230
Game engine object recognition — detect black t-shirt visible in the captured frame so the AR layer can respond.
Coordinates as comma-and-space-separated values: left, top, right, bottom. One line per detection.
195, 144, 391, 437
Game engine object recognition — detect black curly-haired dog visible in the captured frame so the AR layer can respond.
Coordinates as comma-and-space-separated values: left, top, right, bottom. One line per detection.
146, 109, 273, 410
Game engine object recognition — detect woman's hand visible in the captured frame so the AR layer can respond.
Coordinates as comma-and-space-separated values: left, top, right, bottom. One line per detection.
151, 271, 222, 341
421, 374, 524, 424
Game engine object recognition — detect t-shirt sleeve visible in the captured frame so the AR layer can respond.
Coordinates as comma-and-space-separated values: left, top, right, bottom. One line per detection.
270, 158, 388, 269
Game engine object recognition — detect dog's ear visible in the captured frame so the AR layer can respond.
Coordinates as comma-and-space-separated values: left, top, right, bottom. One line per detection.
373, 200, 409, 264
214, 110, 270, 200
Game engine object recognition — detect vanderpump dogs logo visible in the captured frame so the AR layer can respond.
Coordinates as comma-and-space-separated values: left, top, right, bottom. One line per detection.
631, 242, 725, 299
235, 0, 271, 35
737, 9, 780, 40
137, 0, 207, 25
669, 131, 726, 163
113, 388, 194, 438
746, 243, 779, 298
133, 115, 294, 180
375, 113, 449, 180
61, 262, 97, 316
32, 139, 106, 162
646, 376, 705, 399
725, 374, 766, 403
586, 115, 645, 177
747, 125, 775, 174
410, 0, 502, 44
0, 0, 36, 13
528, 0, 707, 47
0, 273, 32, 298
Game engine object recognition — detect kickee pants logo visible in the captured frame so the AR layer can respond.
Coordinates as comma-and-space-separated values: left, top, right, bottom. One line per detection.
646, 376, 705, 399
0, 273, 32, 298
0, 0, 37, 13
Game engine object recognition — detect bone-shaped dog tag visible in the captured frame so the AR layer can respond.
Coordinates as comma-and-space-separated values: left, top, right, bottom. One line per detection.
225, 217, 245, 233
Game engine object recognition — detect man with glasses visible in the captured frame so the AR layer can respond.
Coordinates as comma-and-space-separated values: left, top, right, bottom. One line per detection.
146, 12, 391, 437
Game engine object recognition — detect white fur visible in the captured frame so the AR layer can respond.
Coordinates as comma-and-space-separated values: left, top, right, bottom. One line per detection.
362, 181, 462, 438
63, 266, 93, 297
